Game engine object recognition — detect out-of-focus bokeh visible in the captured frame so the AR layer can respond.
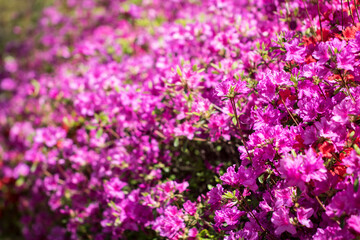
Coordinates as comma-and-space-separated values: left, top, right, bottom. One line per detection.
0, 0, 52, 55
0, 3, 53, 240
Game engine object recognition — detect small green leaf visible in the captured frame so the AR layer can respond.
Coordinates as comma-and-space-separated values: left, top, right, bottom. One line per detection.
294, 7, 299, 17
210, 63, 220, 70
31, 162, 38, 173
340, 215, 346, 229
31, 79, 40, 96
176, 65, 182, 77
350, 131, 355, 138
15, 177, 25, 186
354, 177, 359, 192
334, 87, 342, 95
86, 125, 97, 130
296, 187, 302, 197
114, 86, 121, 93
96, 128, 103, 138
174, 138, 179, 147
258, 174, 265, 184
232, 117, 237, 125
223, 191, 235, 199
354, 144, 360, 155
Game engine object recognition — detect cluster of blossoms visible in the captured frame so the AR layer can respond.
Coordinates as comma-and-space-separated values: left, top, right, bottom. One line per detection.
2, 0, 360, 239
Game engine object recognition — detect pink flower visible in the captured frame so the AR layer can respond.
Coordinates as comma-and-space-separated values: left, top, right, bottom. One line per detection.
271, 207, 296, 235
343, 150, 360, 176
215, 79, 249, 98
347, 215, 360, 234
297, 207, 314, 228
183, 200, 197, 216
284, 39, 306, 63
279, 153, 304, 187
300, 148, 327, 183
220, 165, 258, 191
104, 178, 127, 199
337, 47, 355, 71
173, 122, 196, 140
152, 206, 185, 239
214, 206, 245, 227
312, 42, 330, 64
188, 228, 198, 239
208, 184, 224, 208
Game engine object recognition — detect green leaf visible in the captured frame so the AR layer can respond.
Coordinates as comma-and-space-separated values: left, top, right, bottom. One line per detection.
96, 128, 103, 138
114, 86, 121, 93
334, 87, 342, 95
174, 138, 179, 147
354, 144, 360, 155
354, 177, 359, 193
15, 177, 25, 186
232, 117, 237, 125
340, 215, 346, 229
223, 191, 235, 199
294, 7, 299, 17
198, 229, 214, 239
176, 65, 182, 77
296, 187, 302, 197
258, 174, 265, 184
210, 63, 220, 70
350, 131, 355, 138
31, 162, 38, 173
31, 79, 40, 96
86, 125, 97, 130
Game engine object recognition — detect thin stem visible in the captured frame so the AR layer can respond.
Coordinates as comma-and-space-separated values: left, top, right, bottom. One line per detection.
280, 96, 299, 126
348, 0, 356, 26
331, 152, 341, 162
318, 84, 327, 99
315, 196, 327, 211
230, 98, 252, 162
303, 0, 314, 29
315, 194, 341, 225
106, 128, 120, 139
341, 0, 345, 30
269, 159, 282, 176
154, 130, 166, 139
354, 0, 360, 22
317, 0, 324, 41
340, 72, 356, 103
57, 164, 69, 179
240, 195, 277, 240
193, 137, 207, 142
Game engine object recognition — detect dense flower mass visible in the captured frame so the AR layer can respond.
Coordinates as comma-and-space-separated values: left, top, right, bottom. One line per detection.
2, 0, 360, 239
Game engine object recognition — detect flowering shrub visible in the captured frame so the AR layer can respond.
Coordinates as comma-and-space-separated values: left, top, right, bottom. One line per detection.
2, 0, 360, 239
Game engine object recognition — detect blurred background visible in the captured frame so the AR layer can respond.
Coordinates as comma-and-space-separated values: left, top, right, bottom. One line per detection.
1, 2, 53, 238
0, 0, 52, 55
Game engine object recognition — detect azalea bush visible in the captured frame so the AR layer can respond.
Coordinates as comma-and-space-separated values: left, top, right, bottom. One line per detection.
2, 0, 360, 239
